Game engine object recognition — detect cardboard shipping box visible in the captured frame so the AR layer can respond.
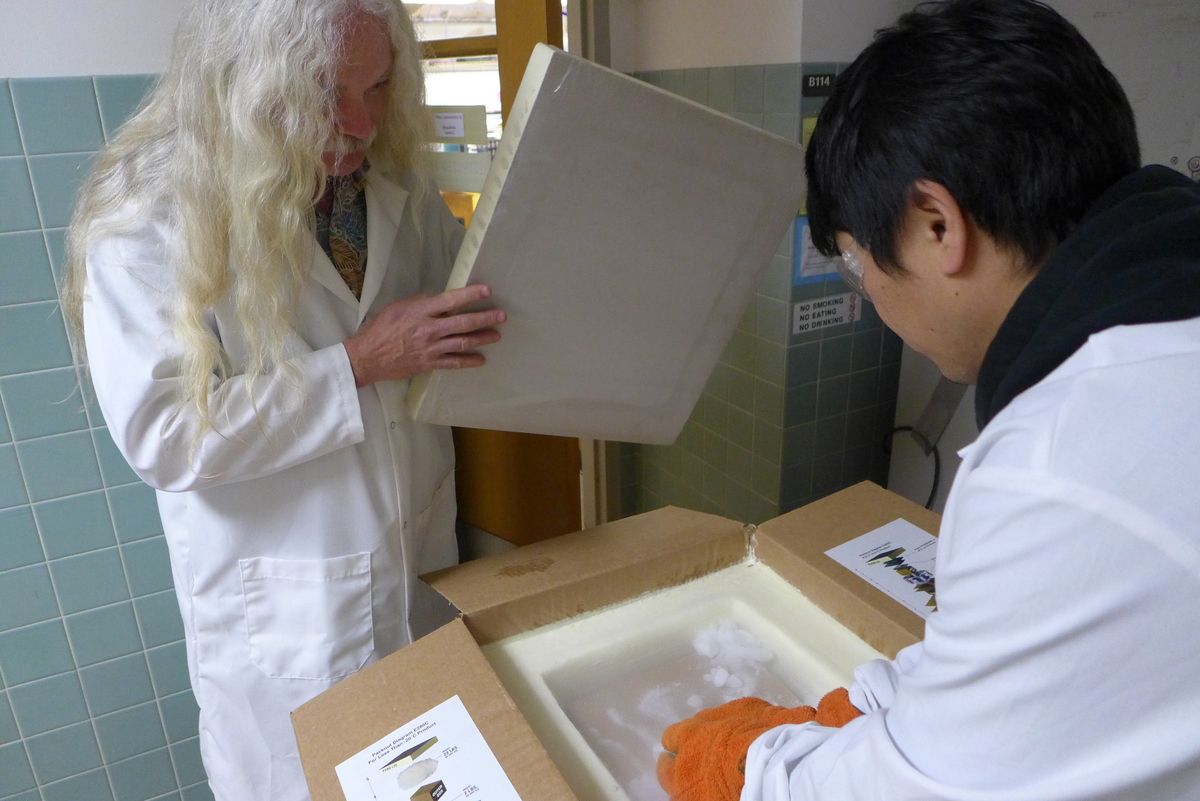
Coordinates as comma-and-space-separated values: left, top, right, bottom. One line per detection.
293, 482, 939, 801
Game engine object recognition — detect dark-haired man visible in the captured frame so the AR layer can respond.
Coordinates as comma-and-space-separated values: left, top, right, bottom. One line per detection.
658, 1, 1200, 799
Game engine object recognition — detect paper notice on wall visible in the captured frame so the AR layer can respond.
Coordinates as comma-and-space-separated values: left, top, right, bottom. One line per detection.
824, 519, 938, 618
792, 291, 863, 335
793, 218, 841, 285
434, 112, 466, 139
335, 695, 520, 801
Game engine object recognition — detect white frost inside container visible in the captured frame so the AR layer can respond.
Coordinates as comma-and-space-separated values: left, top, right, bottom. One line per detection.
481, 559, 885, 801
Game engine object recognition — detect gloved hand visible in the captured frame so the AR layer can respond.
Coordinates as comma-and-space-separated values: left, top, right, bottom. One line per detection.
656, 688, 862, 801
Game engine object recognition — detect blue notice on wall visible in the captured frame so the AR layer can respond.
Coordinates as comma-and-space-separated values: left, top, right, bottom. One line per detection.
793, 216, 842, 286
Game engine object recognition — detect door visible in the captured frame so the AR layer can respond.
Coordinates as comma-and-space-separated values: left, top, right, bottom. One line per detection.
417, 1, 587, 545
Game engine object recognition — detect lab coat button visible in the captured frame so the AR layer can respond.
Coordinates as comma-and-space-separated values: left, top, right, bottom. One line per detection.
390, 421, 396, 429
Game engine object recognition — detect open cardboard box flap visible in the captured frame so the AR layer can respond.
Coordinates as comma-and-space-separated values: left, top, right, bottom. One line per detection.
754, 481, 940, 657
424, 505, 750, 645
293, 482, 939, 800
293, 617, 575, 801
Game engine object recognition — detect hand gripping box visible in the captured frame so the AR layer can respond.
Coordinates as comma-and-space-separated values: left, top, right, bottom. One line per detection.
293, 482, 939, 801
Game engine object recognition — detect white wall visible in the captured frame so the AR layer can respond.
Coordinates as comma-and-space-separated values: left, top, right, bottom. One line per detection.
0, 0, 185, 78
888, 348, 976, 513
802, 0, 1200, 172
607, 0, 805, 72
799, 0, 910, 62
1059, 0, 1200, 172
609, 0, 1199, 169
6, 0, 1195, 160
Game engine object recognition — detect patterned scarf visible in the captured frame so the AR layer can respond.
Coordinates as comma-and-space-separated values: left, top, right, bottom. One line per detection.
316, 163, 369, 299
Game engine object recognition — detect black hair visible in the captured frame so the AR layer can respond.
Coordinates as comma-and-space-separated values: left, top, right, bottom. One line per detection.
804, 0, 1140, 271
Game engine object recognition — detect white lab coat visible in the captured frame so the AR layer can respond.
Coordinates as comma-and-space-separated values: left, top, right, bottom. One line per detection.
743, 316, 1200, 800
82, 173, 465, 801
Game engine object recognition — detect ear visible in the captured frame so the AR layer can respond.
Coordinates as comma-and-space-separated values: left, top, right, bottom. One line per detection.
906, 180, 969, 277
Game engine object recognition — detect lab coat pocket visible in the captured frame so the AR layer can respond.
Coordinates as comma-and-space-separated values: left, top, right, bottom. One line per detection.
239, 553, 374, 680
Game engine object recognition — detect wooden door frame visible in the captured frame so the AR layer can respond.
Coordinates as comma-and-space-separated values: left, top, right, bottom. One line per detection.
422, 0, 564, 120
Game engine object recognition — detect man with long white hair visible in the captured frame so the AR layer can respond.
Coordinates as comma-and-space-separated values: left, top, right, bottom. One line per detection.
61, 1, 505, 798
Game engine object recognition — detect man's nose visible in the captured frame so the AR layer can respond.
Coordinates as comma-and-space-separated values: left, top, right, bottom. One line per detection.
337, 98, 375, 139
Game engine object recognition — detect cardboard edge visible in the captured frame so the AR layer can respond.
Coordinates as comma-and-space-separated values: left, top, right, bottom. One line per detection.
459, 533, 748, 644
406, 46, 558, 424
754, 481, 939, 658
292, 618, 577, 801
423, 506, 750, 643
755, 536, 921, 658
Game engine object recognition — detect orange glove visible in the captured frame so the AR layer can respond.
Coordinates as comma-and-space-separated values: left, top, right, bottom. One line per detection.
656, 689, 862, 801
815, 687, 862, 728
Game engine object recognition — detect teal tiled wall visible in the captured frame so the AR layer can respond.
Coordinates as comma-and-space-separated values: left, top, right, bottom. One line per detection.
629, 64, 903, 524
0, 76, 211, 801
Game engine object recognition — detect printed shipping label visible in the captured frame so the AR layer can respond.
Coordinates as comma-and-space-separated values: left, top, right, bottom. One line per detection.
825, 519, 938, 618
335, 695, 521, 801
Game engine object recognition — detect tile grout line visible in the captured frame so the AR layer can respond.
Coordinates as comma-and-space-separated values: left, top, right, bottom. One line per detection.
0, 223, 49, 236
0, 555, 43, 801
6, 351, 69, 797
0, 75, 186, 801
5, 79, 27, 160
92, 76, 106, 145
1, 473, 140, 539
10, 149, 99, 159
42, 223, 62, 301
9, 280, 110, 799
5, 79, 48, 238
110, 473, 190, 794
0, 85, 42, 279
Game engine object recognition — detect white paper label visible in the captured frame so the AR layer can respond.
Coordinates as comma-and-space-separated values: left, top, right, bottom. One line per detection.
824, 519, 938, 618
792, 291, 863, 335
434, 112, 466, 139
796, 221, 842, 282
335, 695, 521, 801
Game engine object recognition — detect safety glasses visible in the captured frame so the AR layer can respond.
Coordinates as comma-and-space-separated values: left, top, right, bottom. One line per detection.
838, 247, 869, 299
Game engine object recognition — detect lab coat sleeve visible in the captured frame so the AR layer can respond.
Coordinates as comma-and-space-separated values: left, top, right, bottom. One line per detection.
742, 465, 1196, 800
738, 644, 924, 801
847, 640, 924, 714
82, 219, 365, 493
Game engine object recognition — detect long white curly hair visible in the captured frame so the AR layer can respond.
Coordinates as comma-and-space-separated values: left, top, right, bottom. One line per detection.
61, 0, 430, 444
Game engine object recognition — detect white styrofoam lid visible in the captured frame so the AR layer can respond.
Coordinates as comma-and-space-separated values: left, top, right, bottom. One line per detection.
406, 45, 806, 444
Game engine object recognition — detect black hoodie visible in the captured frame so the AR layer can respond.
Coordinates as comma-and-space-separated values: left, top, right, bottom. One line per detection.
975, 165, 1200, 430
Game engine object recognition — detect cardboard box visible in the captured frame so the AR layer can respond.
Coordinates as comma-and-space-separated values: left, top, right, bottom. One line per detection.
293, 482, 939, 800
409, 781, 447, 801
